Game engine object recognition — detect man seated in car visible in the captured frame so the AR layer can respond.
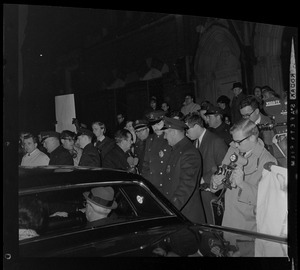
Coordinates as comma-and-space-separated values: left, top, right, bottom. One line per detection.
83, 186, 118, 228
50, 186, 119, 228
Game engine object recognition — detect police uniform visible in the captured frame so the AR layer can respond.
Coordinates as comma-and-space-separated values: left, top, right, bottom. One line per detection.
161, 117, 206, 224
141, 111, 171, 193
132, 119, 149, 173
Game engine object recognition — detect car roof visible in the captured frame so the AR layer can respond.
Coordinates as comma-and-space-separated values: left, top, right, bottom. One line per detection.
19, 165, 145, 190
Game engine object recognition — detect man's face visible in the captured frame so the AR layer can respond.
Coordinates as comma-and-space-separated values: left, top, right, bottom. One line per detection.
117, 115, 124, 124
61, 137, 75, 151
232, 87, 241, 97
184, 96, 193, 105
135, 127, 149, 141
151, 120, 164, 134
150, 100, 157, 109
206, 114, 220, 128
231, 129, 253, 154
23, 137, 37, 154
77, 135, 89, 149
121, 134, 133, 152
92, 124, 104, 138
217, 102, 225, 110
163, 129, 176, 146
43, 137, 56, 153
240, 105, 259, 122
185, 123, 200, 141
161, 103, 169, 111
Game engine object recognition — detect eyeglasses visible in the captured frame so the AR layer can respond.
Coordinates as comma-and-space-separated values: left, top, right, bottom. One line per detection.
232, 135, 251, 145
242, 109, 255, 119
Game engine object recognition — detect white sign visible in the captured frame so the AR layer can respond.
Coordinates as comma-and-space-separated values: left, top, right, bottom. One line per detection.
55, 94, 76, 133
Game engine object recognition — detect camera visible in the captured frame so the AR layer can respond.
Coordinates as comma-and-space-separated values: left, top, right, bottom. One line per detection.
213, 153, 247, 190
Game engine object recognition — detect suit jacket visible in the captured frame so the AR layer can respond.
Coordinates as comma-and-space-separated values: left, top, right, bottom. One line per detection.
49, 145, 74, 166
162, 137, 205, 224
197, 129, 228, 224
78, 143, 101, 167
102, 144, 130, 171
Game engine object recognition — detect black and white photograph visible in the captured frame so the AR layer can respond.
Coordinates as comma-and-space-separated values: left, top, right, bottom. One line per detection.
3, 4, 298, 269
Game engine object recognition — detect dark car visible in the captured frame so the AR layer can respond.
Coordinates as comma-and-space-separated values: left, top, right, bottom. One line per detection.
18, 166, 287, 257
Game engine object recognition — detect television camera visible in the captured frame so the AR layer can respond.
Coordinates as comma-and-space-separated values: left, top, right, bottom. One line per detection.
258, 96, 287, 158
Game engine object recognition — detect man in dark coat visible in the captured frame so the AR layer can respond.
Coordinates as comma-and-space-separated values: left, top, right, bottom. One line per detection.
102, 129, 133, 171
231, 82, 247, 124
77, 128, 101, 167
141, 110, 172, 193
185, 113, 228, 224
162, 117, 205, 224
41, 131, 74, 165
205, 106, 232, 146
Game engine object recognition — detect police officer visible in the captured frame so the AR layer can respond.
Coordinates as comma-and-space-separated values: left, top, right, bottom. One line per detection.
141, 110, 172, 193
41, 131, 74, 166
162, 117, 205, 224
133, 119, 150, 173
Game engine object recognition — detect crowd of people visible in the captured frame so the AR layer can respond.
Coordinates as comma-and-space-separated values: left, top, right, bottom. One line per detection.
19, 82, 287, 256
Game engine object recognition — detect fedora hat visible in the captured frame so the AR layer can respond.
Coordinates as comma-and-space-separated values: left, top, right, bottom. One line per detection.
83, 187, 118, 209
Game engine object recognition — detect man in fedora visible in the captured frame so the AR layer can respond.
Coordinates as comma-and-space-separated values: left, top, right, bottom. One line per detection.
231, 82, 246, 124
41, 131, 74, 165
83, 186, 118, 228
161, 116, 205, 224
77, 128, 101, 167
141, 110, 172, 193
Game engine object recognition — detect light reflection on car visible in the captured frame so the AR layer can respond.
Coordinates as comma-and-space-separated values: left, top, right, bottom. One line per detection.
18, 166, 287, 257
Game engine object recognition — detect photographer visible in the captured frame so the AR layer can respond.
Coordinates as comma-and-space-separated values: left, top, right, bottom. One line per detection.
210, 119, 277, 256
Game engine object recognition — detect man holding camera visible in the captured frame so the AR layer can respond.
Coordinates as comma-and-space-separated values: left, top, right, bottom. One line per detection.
210, 118, 277, 256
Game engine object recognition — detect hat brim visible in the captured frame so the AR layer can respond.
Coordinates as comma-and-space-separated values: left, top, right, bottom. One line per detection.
83, 192, 118, 210
148, 119, 163, 125
134, 125, 148, 130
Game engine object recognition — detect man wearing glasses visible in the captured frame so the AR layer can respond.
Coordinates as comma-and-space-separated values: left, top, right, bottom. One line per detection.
239, 96, 274, 154
210, 118, 277, 256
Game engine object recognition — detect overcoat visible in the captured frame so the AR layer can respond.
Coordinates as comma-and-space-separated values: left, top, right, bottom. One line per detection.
49, 145, 74, 166
219, 138, 277, 255
78, 143, 101, 167
141, 133, 172, 193
162, 137, 205, 224
102, 144, 130, 171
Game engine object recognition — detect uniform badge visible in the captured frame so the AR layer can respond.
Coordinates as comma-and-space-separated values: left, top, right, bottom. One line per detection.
159, 150, 164, 158
166, 165, 171, 174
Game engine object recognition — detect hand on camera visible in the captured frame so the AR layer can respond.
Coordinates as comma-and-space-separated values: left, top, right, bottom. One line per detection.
211, 174, 225, 191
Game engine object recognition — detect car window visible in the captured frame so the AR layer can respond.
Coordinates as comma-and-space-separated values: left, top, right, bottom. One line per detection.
19, 183, 173, 241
